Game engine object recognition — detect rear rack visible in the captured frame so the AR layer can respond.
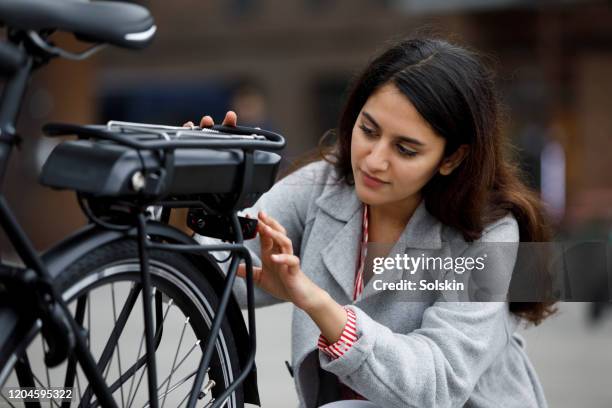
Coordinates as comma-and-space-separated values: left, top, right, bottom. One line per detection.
105, 120, 269, 141
43, 121, 285, 151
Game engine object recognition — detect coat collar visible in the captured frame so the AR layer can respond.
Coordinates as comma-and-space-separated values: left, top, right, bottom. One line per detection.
314, 179, 362, 222
315, 181, 442, 301
314, 181, 442, 248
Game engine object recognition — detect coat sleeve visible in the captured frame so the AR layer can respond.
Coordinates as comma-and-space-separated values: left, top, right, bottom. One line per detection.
195, 160, 327, 309
318, 214, 520, 408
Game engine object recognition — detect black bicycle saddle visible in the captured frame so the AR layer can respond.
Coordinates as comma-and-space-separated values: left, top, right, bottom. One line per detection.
0, 0, 155, 49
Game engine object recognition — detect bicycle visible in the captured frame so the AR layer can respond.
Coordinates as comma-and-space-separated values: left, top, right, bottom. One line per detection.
0, 1, 285, 407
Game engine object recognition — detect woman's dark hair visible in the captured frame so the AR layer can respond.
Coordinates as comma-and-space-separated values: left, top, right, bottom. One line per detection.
285, 38, 556, 325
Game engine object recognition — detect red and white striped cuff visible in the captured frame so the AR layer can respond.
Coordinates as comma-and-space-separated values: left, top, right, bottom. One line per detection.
317, 307, 358, 359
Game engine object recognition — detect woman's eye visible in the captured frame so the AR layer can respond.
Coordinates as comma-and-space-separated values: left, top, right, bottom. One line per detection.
359, 124, 375, 137
397, 144, 417, 157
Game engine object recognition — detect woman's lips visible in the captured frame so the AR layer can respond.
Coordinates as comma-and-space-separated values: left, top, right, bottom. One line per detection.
360, 170, 389, 189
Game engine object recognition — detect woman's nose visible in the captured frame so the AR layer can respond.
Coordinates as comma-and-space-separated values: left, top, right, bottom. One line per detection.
365, 142, 389, 171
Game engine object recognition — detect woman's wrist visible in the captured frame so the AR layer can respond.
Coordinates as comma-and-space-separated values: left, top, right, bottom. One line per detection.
302, 288, 347, 343
300, 286, 330, 315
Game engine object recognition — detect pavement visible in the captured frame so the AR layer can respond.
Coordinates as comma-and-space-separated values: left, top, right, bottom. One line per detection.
246, 302, 612, 408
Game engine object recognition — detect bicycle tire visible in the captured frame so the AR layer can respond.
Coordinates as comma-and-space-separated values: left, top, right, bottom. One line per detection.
1, 239, 244, 408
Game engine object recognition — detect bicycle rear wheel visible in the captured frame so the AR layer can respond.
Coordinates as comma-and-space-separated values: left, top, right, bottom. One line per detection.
0, 239, 244, 407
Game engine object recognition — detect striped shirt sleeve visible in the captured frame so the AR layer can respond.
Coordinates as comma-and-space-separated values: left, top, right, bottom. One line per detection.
317, 307, 358, 359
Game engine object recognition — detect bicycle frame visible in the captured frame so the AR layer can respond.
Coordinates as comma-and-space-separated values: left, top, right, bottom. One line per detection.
0, 45, 122, 407
0, 34, 265, 408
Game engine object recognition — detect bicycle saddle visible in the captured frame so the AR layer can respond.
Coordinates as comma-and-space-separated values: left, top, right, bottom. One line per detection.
0, 0, 155, 49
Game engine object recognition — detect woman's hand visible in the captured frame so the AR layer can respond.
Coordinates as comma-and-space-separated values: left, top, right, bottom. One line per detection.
183, 113, 348, 340
183, 111, 237, 128
236, 211, 327, 312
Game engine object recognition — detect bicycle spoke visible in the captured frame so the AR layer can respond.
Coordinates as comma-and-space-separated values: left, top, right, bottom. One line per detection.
126, 288, 147, 406
126, 330, 146, 407
177, 391, 190, 408
89, 290, 175, 408
32, 371, 61, 408
111, 283, 126, 408
101, 283, 141, 371
102, 349, 113, 381
41, 339, 52, 389
143, 370, 197, 408
81, 283, 141, 406
160, 316, 189, 408
126, 294, 174, 408
0, 392, 17, 408
156, 340, 200, 393
75, 367, 83, 402
102, 282, 137, 381
127, 363, 147, 408
62, 295, 87, 408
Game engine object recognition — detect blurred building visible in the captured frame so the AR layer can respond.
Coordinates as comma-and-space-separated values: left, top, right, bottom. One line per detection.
1, 3, 611, 408
2, 0, 612, 249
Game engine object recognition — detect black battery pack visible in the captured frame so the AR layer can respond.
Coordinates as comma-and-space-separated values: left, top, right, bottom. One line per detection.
187, 209, 258, 242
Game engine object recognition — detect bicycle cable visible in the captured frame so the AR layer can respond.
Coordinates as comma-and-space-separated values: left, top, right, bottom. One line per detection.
76, 193, 133, 232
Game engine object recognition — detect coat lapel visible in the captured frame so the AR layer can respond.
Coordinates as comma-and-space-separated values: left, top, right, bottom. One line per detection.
316, 181, 363, 301
315, 180, 444, 303
392, 198, 443, 249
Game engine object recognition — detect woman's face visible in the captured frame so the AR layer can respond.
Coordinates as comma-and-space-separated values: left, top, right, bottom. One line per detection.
350, 82, 448, 210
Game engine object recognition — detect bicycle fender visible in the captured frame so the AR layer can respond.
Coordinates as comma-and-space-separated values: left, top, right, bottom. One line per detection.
39, 222, 261, 406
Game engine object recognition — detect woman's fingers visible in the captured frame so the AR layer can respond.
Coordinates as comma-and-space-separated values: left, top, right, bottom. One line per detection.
222, 110, 237, 127
195, 111, 237, 129
270, 254, 301, 274
257, 221, 274, 251
199, 115, 215, 128
237, 263, 245, 278
259, 221, 293, 255
237, 263, 263, 284
183, 121, 195, 128
257, 215, 292, 255
259, 211, 287, 235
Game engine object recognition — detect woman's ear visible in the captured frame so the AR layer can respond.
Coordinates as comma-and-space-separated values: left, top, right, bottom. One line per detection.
439, 144, 469, 176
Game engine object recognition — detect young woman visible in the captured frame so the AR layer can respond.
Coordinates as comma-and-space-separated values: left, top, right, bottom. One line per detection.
186, 37, 556, 408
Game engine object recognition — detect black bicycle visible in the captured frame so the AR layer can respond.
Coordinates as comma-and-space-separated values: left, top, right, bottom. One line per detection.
0, 1, 285, 407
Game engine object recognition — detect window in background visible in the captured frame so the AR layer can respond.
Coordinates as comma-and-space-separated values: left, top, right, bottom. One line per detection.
97, 81, 232, 126
313, 75, 350, 138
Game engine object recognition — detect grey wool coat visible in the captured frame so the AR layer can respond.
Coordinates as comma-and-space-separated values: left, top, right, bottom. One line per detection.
198, 160, 549, 408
